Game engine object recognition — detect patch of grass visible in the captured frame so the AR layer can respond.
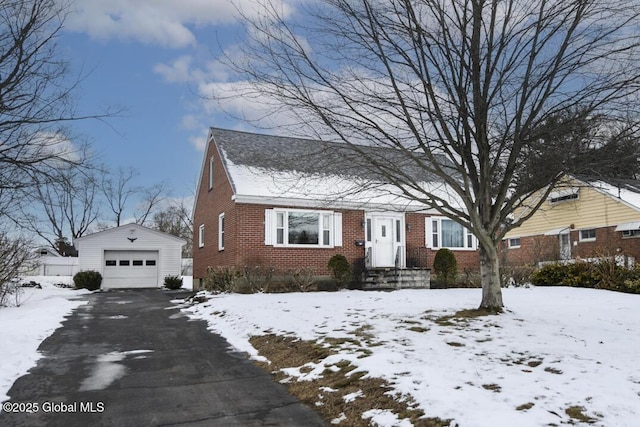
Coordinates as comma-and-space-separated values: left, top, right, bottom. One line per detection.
516, 402, 534, 411
431, 307, 500, 328
482, 383, 502, 393
544, 366, 563, 375
250, 334, 331, 368
408, 326, 429, 333
249, 334, 451, 427
446, 341, 465, 347
565, 405, 598, 424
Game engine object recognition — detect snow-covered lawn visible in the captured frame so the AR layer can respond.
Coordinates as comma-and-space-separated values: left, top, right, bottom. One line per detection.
182, 287, 640, 427
0, 276, 90, 402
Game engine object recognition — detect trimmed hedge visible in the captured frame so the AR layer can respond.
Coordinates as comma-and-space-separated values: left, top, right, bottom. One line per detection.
529, 261, 640, 294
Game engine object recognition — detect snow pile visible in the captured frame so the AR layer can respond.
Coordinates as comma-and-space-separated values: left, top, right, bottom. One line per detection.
182, 287, 640, 427
0, 276, 90, 402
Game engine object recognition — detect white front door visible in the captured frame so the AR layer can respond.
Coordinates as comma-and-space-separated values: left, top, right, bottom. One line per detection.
374, 218, 395, 267
559, 232, 571, 260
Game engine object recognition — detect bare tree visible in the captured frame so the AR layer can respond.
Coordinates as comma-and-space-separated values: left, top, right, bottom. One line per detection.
101, 166, 171, 228
101, 166, 140, 227
226, 0, 640, 310
0, 0, 106, 214
24, 165, 101, 252
151, 199, 193, 257
0, 232, 33, 302
135, 182, 169, 226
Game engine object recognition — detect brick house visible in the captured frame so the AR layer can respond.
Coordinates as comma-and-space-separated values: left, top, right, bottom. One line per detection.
503, 176, 640, 267
192, 128, 480, 290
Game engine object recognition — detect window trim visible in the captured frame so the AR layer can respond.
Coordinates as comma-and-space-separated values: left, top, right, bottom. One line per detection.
269, 208, 338, 248
208, 156, 214, 190
198, 224, 205, 248
507, 237, 521, 249
426, 217, 476, 250
218, 213, 225, 251
579, 228, 596, 242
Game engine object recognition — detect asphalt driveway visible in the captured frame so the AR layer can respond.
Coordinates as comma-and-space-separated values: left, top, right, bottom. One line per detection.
1, 290, 326, 426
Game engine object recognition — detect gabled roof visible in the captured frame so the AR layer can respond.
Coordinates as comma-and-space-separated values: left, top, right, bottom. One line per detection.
206, 127, 461, 211
74, 223, 186, 245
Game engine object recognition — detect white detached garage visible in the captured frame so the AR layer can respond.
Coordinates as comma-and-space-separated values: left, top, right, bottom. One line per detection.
75, 224, 186, 289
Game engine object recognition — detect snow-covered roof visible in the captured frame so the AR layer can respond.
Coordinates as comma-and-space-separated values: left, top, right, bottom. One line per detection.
209, 128, 464, 211
586, 177, 640, 211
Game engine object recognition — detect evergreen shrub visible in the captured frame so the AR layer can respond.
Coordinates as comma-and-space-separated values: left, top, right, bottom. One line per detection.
73, 271, 102, 291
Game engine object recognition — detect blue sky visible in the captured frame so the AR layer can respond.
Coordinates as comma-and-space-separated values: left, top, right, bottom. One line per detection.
57, 0, 288, 201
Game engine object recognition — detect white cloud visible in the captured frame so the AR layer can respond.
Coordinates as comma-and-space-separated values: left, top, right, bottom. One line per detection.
153, 56, 195, 83
65, 0, 295, 48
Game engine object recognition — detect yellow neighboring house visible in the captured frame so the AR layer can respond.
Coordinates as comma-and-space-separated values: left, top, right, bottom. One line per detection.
503, 175, 640, 266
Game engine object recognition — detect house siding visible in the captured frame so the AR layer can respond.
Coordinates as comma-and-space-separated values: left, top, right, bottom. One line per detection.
503, 178, 640, 266
506, 180, 640, 238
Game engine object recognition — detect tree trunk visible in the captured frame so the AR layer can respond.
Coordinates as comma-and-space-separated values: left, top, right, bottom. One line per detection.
479, 243, 504, 311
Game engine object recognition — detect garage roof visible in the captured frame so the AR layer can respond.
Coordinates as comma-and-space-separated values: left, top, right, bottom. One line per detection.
74, 223, 186, 245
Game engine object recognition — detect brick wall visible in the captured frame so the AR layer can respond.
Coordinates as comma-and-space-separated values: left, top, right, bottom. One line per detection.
234, 204, 366, 275
192, 141, 237, 281
502, 226, 640, 266
405, 212, 480, 272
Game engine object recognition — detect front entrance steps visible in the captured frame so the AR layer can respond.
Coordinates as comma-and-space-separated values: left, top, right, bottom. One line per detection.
362, 268, 431, 290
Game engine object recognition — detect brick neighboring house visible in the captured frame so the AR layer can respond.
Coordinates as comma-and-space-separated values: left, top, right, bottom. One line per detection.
192, 128, 480, 290
503, 175, 640, 267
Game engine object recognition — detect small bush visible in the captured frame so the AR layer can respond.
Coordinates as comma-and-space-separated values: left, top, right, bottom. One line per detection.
203, 266, 241, 293
290, 267, 317, 292
164, 275, 183, 290
73, 271, 102, 291
433, 248, 458, 287
529, 263, 570, 286
328, 254, 351, 288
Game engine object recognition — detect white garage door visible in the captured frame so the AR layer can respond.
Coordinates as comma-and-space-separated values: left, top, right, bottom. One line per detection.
103, 250, 159, 288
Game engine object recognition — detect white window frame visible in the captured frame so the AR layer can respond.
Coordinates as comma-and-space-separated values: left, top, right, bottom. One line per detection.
208, 156, 214, 190
426, 217, 476, 250
579, 228, 596, 242
198, 224, 205, 248
218, 213, 225, 251
507, 237, 521, 248
265, 208, 342, 248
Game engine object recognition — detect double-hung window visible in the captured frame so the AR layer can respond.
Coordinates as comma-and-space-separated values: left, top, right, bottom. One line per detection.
265, 209, 342, 247
426, 217, 476, 250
